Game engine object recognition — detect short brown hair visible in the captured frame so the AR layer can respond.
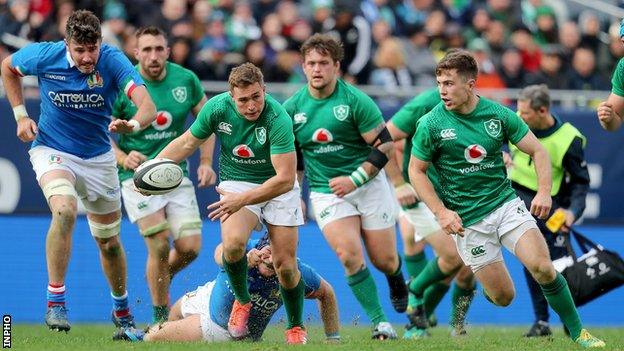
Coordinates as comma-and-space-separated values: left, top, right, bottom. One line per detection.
228, 62, 264, 90
135, 26, 167, 41
66, 10, 101, 44
300, 33, 344, 63
436, 49, 478, 81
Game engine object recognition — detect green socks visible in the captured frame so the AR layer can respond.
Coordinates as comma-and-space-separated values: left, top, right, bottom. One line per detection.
450, 285, 475, 327
347, 267, 387, 325
152, 305, 169, 324
540, 272, 582, 340
222, 253, 251, 304
405, 252, 428, 278
280, 278, 305, 329
423, 282, 450, 317
408, 257, 450, 300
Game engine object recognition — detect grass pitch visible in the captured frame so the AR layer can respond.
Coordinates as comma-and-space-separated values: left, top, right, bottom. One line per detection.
10, 324, 624, 350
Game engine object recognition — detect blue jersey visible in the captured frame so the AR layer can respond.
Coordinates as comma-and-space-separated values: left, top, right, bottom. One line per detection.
11, 41, 144, 158
209, 240, 322, 341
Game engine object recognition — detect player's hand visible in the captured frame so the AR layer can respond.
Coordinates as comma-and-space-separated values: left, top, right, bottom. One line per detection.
122, 151, 147, 170
16, 117, 38, 142
437, 208, 464, 237
109, 119, 138, 134
559, 209, 576, 233
597, 101, 616, 124
197, 164, 217, 188
247, 248, 263, 267
329, 176, 356, 197
394, 182, 418, 207
502, 151, 514, 168
530, 191, 552, 219
207, 187, 244, 222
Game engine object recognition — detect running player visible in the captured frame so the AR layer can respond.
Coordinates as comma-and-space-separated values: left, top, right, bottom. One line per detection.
156, 63, 307, 344
0, 10, 156, 332
111, 26, 216, 323
283, 33, 407, 340
386, 88, 476, 338
409, 49, 605, 348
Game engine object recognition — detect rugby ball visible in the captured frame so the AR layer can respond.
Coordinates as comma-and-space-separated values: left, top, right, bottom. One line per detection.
133, 158, 183, 195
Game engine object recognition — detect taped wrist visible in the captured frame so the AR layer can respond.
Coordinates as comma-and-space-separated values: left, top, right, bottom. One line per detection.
349, 166, 370, 187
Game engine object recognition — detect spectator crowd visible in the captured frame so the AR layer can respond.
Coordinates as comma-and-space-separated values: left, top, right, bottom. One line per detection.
0, 0, 621, 102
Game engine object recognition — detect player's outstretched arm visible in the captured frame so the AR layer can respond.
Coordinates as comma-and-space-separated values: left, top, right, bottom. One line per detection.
308, 279, 340, 342
191, 96, 217, 187
1, 55, 38, 142
157, 129, 207, 164
597, 93, 624, 131
409, 155, 464, 236
109, 85, 156, 133
514, 131, 552, 219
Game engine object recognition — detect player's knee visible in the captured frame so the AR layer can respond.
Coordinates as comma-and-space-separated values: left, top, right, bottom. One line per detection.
51, 201, 78, 226
175, 237, 201, 261
223, 242, 246, 261
492, 290, 515, 306
529, 260, 556, 284
95, 235, 123, 258
335, 248, 362, 271
146, 235, 170, 260
370, 254, 397, 273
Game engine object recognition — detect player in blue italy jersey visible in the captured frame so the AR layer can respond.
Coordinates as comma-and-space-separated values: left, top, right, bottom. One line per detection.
0, 10, 156, 333
114, 234, 340, 343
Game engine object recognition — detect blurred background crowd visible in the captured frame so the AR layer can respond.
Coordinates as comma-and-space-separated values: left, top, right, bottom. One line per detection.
0, 0, 623, 105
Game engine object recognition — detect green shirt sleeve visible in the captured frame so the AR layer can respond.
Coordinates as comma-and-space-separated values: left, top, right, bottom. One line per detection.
351, 89, 384, 134
282, 95, 296, 117
611, 59, 624, 97
111, 90, 129, 120
411, 118, 434, 162
269, 107, 296, 154
190, 72, 205, 107
190, 97, 216, 139
391, 98, 424, 136
503, 106, 530, 144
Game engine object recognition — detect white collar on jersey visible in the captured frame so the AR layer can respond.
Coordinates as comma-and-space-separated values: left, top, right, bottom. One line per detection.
66, 50, 76, 68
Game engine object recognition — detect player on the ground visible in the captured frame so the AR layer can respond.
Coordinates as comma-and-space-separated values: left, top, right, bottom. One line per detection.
283, 33, 407, 340
110, 26, 216, 324
155, 62, 307, 344
385, 88, 476, 338
408, 49, 605, 348
114, 234, 340, 343
0, 10, 156, 332
511, 84, 590, 337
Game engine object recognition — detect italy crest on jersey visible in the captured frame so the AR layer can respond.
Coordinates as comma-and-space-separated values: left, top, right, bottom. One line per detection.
86, 71, 104, 89
255, 127, 267, 145
484, 119, 502, 138
172, 86, 187, 103
333, 105, 349, 121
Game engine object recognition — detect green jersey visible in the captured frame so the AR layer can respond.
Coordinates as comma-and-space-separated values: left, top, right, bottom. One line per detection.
283, 79, 383, 193
411, 97, 529, 226
113, 62, 205, 182
611, 58, 624, 97
190, 92, 295, 184
391, 88, 441, 183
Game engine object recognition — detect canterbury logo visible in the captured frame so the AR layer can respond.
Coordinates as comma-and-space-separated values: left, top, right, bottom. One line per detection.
440, 128, 456, 140
218, 122, 232, 135
471, 245, 485, 256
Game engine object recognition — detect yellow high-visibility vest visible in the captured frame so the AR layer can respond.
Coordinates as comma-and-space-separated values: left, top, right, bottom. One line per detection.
509, 122, 586, 196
